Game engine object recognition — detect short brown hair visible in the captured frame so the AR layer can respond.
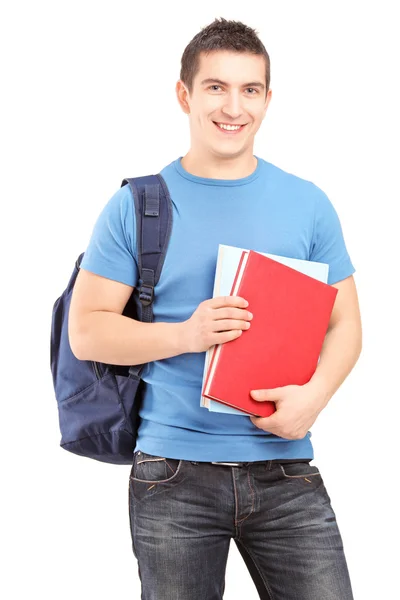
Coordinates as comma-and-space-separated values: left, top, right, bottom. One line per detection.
180, 18, 270, 96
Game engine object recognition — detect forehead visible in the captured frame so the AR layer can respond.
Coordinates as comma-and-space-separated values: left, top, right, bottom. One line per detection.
195, 50, 266, 86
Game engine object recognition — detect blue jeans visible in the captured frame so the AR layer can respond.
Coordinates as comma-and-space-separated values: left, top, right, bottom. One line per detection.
128, 451, 354, 600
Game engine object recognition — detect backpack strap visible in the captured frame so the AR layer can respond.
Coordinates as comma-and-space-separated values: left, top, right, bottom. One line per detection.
120, 174, 173, 378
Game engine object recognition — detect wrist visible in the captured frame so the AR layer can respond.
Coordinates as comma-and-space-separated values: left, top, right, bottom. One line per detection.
173, 321, 191, 354
307, 375, 331, 409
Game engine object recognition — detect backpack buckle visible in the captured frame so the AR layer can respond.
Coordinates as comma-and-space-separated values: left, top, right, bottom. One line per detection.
139, 284, 154, 307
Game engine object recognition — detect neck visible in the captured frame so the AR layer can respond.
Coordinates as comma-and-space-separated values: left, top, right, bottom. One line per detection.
180, 149, 257, 180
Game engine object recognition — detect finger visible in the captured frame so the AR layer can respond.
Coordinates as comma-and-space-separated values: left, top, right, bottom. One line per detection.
250, 414, 279, 430
212, 319, 251, 332
250, 388, 283, 401
210, 296, 248, 309
213, 329, 244, 344
250, 416, 263, 428
213, 307, 253, 321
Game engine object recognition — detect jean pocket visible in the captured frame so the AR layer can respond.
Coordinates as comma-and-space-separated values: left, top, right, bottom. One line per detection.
279, 461, 321, 479
131, 451, 182, 483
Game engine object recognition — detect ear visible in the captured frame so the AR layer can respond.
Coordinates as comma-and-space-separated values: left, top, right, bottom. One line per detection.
176, 80, 191, 115
263, 88, 272, 117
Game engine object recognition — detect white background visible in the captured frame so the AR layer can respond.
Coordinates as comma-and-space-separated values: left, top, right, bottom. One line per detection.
1, 1, 399, 598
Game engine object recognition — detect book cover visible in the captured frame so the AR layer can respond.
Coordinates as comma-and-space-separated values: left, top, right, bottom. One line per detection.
202, 249, 338, 417
201, 245, 330, 415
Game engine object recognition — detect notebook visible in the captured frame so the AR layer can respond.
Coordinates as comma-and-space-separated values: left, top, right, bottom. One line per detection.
201, 245, 330, 415
201, 249, 337, 417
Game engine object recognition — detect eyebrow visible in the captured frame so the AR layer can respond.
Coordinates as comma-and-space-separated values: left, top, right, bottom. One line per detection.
200, 78, 265, 90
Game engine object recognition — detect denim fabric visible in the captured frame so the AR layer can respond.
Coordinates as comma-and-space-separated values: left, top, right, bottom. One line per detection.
128, 451, 354, 600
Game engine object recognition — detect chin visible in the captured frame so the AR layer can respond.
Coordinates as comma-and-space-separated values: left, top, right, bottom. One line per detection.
213, 144, 248, 156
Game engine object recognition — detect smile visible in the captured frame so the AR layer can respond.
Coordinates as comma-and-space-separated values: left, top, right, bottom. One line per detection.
213, 121, 247, 134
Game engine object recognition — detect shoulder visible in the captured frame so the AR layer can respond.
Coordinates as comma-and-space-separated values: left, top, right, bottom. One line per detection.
259, 158, 329, 209
99, 183, 137, 237
259, 158, 323, 194
106, 183, 135, 213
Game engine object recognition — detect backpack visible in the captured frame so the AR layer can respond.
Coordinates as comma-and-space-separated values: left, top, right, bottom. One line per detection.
50, 174, 173, 465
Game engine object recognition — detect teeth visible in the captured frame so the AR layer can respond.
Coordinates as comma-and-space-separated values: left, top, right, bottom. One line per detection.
217, 123, 242, 131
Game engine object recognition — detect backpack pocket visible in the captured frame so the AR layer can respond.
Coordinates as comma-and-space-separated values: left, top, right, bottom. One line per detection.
58, 371, 139, 465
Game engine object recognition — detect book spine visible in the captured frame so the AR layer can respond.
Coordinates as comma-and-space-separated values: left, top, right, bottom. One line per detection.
203, 250, 249, 397
230, 250, 249, 296
203, 342, 220, 395
201, 246, 226, 404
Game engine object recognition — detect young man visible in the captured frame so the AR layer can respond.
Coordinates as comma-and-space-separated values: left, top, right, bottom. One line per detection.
69, 18, 362, 600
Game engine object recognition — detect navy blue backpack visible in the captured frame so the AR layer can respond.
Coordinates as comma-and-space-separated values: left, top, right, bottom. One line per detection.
50, 175, 173, 465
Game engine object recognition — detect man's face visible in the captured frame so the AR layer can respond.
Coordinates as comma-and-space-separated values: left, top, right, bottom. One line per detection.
177, 50, 272, 159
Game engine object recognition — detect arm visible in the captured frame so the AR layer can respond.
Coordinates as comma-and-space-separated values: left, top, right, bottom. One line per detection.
307, 274, 362, 407
69, 269, 252, 365
68, 268, 188, 365
249, 275, 362, 438
249, 188, 361, 438
68, 186, 189, 365
70, 183, 251, 365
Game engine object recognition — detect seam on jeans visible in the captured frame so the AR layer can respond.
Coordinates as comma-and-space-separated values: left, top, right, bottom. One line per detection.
236, 469, 255, 526
236, 539, 275, 600
279, 464, 320, 479
128, 480, 138, 560
131, 460, 183, 483
136, 457, 177, 476
232, 469, 240, 530
137, 457, 166, 465
165, 459, 176, 474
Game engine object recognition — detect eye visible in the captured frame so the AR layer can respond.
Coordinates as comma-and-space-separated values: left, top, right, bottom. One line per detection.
246, 88, 258, 94
209, 85, 222, 91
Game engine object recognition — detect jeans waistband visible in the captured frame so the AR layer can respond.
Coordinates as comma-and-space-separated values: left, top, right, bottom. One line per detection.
207, 458, 311, 468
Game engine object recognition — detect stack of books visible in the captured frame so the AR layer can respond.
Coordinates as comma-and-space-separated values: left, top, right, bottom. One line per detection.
200, 245, 337, 417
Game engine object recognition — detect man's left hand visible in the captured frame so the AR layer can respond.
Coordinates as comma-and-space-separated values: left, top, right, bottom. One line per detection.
249, 383, 328, 440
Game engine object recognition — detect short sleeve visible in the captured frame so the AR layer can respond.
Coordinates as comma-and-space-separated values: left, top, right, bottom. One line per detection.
80, 184, 139, 287
309, 187, 355, 285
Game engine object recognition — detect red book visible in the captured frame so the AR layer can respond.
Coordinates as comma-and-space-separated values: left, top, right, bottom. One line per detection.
202, 250, 338, 417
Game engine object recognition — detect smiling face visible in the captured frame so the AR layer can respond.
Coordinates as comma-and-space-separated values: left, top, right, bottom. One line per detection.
176, 50, 272, 162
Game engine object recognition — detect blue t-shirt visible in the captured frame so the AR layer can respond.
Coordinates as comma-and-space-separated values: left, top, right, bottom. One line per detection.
80, 156, 355, 462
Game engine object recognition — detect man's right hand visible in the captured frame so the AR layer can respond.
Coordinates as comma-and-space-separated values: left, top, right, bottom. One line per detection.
182, 296, 253, 353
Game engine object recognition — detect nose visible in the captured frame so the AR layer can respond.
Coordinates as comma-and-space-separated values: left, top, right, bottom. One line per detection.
221, 91, 243, 120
